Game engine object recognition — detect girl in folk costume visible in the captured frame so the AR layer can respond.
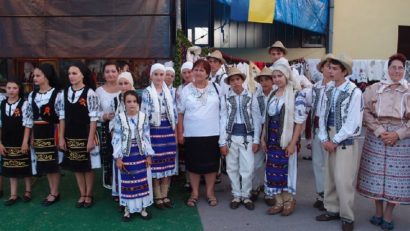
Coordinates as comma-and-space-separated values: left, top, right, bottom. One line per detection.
0, 80, 31, 206
58, 61, 100, 208
176, 61, 193, 190
261, 63, 307, 216
165, 66, 176, 99
112, 90, 154, 221
24, 63, 62, 206
141, 63, 177, 209
109, 71, 135, 200
95, 62, 120, 196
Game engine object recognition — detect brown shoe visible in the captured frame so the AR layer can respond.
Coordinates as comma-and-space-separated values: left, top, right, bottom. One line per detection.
342, 221, 354, 231
266, 204, 283, 215
316, 213, 340, 221
281, 199, 296, 216
230, 198, 241, 209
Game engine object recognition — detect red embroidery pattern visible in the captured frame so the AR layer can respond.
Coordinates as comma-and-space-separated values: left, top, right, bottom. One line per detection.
79, 97, 87, 107
14, 108, 21, 117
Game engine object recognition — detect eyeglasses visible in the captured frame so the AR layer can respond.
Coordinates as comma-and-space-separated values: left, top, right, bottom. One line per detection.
389, 66, 404, 71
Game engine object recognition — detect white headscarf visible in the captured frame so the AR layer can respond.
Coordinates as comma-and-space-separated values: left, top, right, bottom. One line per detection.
378, 60, 408, 93
117, 72, 134, 87
180, 61, 193, 72
147, 63, 176, 129
165, 66, 175, 75
271, 63, 300, 148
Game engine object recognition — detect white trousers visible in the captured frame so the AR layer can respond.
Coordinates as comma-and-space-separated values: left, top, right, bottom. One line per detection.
312, 129, 325, 194
226, 135, 255, 199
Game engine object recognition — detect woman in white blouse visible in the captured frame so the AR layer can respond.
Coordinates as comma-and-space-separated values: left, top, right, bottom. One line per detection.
58, 61, 100, 208
95, 62, 120, 194
178, 59, 222, 207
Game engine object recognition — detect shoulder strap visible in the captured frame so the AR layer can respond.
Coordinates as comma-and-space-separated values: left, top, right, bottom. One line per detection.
212, 82, 219, 95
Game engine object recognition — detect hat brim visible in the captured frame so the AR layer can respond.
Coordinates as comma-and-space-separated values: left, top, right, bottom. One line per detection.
329, 58, 352, 76
254, 74, 272, 82
207, 56, 225, 64
224, 73, 246, 84
268, 46, 288, 55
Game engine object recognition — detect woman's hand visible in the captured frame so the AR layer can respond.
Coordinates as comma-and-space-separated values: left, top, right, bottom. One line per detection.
260, 139, 267, 153
381, 131, 399, 146
116, 158, 125, 171
59, 137, 66, 151
0, 143, 7, 156
86, 138, 96, 152
21, 142, 29, 154
285, 143, 296, 157
252, 143, 259, 154
146, 156, 152, 166
220, 145, 229, 156
104, 112, 115, 121
178, 135, 184, 145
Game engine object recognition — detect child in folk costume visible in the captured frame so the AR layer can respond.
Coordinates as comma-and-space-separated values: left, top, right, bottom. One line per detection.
95, 62, 120, 194
58, 61, 101, 208
0, 80, 32, 206
220, 67, 262, 210
141, 63, 178, 209
112, 90, 154, 221
250, 67, 275, 203
261, 63, 307, 216
25, 63, 62, 206
109, 71, 135, 201
0, 93, 5, 199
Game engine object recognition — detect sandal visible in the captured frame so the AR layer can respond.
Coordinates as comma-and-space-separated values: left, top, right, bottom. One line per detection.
380, 219, 394, 231
369, 216, 383, 226
4, 195, 20, 206
186, 197, 198, 207
154, 198, 165, 209
43, 194, 60, 207
122, 213, 132, 222
76, 195, 86, 208
23, 191, 32, 202
140, 209, 152, 220
84, 196, 94, 208
163, 197, 173, 208
207, 197, 218, 207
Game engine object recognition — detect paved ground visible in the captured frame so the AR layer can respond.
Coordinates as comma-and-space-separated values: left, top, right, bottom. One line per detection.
196, 137, 410, 231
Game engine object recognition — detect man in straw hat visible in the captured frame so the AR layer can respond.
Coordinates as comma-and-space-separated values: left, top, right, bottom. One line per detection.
220, 67, 261, 211
207, 50, 229, 95
316, 54, 363, 231
268, 41, 288, 64
250, 67, 276, 205
307, 54, 335, 211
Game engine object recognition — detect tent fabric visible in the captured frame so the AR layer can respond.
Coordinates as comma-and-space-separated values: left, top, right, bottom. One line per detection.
0, 0, 173, 58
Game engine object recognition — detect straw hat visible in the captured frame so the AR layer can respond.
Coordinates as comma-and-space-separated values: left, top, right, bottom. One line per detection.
254, 67, 273, 82
268, 41, 288, 55
224, 67, 246, 84
316, 53, 335, 73
207, 50, 225, 63
329, 54, 353, 76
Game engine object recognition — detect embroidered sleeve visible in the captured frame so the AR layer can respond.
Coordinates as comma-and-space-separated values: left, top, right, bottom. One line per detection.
87, 89, 100, 122
294, 90, 308, 124
362, 84, 385, 137
143, 116, 155, 156
395, 93, 410, 140
57, 90, 65, 120
252, 94, 261, 144
318, 91, 329, 142
23, 93, 34, 128
140, 89, 151, 118
219, 94, 227, 147
332, 89, 363, 144
111, 115, 123, 159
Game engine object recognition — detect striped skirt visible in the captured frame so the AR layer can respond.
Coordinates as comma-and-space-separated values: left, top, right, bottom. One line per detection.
119, 140, 153, 213
150, 117, 177, 179
264, 116, 297, 196
357, 125, 410, 204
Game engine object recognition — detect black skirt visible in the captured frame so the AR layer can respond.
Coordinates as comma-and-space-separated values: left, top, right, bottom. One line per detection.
184, 136, 220, 174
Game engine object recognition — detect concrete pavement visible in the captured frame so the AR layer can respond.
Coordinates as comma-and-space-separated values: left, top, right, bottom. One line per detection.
195, 137, 410, 231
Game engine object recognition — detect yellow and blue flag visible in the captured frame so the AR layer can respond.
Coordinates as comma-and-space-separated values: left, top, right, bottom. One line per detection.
230, 0, 276, 24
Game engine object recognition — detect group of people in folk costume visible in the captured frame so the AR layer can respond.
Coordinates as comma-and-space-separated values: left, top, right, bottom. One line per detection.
0, 41, 409, 231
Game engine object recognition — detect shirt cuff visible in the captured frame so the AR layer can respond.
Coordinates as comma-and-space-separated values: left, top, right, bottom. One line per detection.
373, 126, 386, 137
